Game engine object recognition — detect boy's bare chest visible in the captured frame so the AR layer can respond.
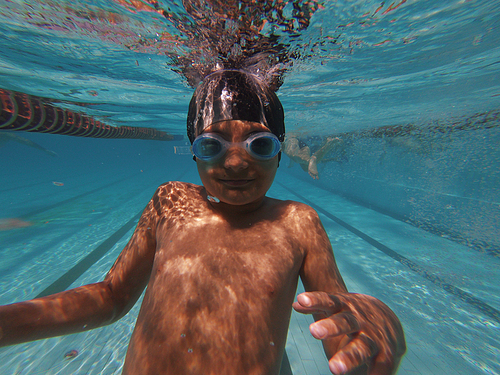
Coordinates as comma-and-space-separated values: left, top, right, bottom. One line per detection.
161, 221, 292, 270
149, 215, 303, 301
126, 201, 304, 374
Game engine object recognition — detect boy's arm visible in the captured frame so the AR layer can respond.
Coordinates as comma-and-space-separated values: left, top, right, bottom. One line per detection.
0, 187, 161, 347
292, 206, 406, 374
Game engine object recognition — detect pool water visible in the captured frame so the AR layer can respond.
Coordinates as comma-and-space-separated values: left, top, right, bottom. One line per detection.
1, 0, 499, 374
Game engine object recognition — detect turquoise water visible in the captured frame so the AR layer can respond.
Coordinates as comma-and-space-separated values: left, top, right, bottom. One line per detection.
1, 0, 499, 374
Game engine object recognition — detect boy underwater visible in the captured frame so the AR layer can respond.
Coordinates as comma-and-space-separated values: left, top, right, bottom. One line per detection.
0, 69, 406, 375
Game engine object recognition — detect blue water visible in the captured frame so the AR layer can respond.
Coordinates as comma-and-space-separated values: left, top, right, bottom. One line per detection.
1, 0, 500, 374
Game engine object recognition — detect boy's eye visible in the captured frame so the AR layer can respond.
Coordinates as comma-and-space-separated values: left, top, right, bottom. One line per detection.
201, 139, 222, 155
250, 137, 274, 155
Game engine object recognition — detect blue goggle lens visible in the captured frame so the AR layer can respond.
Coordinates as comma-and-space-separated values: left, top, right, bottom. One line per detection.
249, 136, 275, 157
198, 138, 221, 157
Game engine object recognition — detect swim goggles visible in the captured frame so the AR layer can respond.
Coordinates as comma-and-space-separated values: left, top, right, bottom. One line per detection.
192, 132, 281, 161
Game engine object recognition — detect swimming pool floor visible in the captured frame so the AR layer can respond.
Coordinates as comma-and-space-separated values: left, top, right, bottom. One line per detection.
0, 163, 498, 375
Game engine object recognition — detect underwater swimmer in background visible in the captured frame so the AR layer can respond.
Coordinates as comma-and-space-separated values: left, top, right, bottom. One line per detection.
0, 69, 405, 375
283, 134, 345, 179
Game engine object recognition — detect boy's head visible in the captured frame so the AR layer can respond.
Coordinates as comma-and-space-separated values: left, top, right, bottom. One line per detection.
187, 69, 285, 143
187, 69, 285, 207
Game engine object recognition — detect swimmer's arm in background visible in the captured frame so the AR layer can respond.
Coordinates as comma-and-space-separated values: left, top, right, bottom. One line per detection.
292, 206, 406, 374
0, 189, 160, 347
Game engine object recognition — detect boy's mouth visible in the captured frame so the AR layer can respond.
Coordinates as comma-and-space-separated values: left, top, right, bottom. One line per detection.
220, 179, 254, 186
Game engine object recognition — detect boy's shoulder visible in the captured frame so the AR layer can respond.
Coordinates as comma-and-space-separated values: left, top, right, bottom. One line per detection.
155, 181, 203, 195
268, 197, 315, 211
148, 181, 205, 213
152, 181, 206, 201
263, 198, 327, 250
265, 197, 321, 225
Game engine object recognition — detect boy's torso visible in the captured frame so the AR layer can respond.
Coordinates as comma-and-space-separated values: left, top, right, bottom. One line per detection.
123, 182, 308, 375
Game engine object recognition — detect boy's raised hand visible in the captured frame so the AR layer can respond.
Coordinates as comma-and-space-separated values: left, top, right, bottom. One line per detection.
292, 292, 406, 375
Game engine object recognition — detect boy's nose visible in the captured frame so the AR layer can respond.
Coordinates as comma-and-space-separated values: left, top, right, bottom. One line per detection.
223, 148, 249, 171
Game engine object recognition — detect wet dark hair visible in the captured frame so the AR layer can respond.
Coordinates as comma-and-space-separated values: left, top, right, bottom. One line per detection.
187, 69, 285, 144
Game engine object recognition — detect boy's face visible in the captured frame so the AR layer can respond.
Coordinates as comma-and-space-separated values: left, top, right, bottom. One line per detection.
196, 120, 279, 208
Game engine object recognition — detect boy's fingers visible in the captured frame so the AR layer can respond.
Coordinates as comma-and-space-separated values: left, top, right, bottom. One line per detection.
328, 333, 378, 375
309, 312, 359, 340
292, 292, 342, 314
